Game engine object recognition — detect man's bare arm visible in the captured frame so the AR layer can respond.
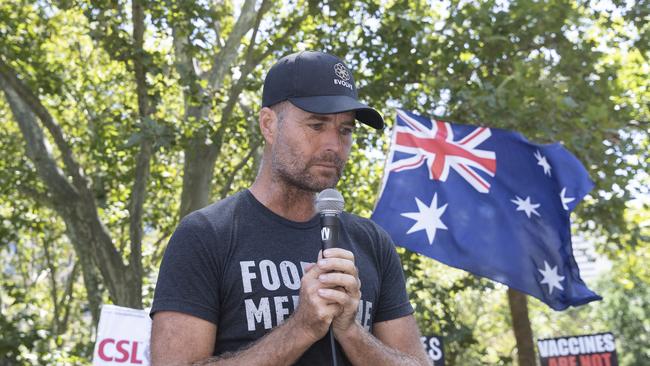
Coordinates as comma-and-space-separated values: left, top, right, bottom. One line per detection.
151, 311, 315, 366
151, 261, 338, 366
192, 315, 320, 366
335, 315, 431, 366
150, 312, 217, 365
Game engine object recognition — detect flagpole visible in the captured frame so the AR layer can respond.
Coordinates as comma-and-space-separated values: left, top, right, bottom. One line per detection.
507, 288, 537, 366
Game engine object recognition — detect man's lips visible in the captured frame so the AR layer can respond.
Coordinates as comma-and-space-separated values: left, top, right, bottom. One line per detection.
312, 163, 340, 170
314, 164, 337, 169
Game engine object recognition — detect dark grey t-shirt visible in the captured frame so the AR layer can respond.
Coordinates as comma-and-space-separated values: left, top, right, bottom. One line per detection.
151, 190, 413, 365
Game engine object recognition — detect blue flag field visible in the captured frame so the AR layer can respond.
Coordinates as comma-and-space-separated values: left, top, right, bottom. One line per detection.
371, 109, 601, 310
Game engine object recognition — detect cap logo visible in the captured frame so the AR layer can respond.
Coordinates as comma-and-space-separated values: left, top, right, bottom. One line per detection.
334, 63, 350, 81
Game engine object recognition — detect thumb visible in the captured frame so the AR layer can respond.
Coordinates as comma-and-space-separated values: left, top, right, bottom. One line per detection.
302, 251, 323, 277
304, 262, 316, 273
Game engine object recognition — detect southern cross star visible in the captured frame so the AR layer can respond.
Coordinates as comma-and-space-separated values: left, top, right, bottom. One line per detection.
510, 195, 541, 218
534, 150, 552, 176
401, 193, 448, 245
538, 261, 565, 294
559, 187, 575, 210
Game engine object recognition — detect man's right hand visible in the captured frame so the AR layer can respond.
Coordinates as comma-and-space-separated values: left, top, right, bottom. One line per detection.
288, 254, 341, 342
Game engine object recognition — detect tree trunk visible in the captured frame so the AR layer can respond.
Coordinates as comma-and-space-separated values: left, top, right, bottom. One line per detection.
507, 288, 538, 366
125, 0, 154, 309
61, 204, 141, 308
179, 137, 219, 218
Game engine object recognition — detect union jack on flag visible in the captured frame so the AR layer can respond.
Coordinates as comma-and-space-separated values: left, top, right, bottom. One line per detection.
390, 110, 496, 193
372, 109, 601, 310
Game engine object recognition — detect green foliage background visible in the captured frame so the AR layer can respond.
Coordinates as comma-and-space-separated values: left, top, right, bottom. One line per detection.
0, 0, 648, 364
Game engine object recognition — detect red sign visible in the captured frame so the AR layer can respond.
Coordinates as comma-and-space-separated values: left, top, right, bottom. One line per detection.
97, 338, 145, 364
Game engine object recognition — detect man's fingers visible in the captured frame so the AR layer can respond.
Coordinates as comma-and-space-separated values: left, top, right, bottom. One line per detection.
318, 273, 361, 292
317, 288, 350, 305
323, 248, 354, 261
303, 261, 329, 280
317, 257, 357, 275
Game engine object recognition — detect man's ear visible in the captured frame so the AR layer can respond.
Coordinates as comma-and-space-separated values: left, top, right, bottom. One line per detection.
259, 107, 277, 145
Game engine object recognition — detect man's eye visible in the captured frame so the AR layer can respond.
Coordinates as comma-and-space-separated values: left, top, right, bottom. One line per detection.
340, 127, 354, 135
310, 123, 324, 131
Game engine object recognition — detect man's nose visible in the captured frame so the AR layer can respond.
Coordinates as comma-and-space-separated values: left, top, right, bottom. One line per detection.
321, 126, 344, 152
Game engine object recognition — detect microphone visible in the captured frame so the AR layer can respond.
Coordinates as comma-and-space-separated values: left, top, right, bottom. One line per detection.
315, 188, 345, 366
316, 188, 344, 251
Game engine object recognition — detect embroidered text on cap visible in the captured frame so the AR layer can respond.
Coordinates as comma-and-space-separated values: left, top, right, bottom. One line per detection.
333, 63, 353, 90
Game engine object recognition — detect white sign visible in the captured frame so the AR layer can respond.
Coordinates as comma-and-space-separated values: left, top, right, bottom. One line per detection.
92, 305, 151, 365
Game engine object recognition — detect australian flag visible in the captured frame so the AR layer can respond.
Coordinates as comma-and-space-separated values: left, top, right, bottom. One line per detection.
371, 109, 602, 310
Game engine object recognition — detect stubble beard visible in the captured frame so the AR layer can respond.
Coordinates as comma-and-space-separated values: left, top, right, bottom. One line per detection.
271, 142, 345, 193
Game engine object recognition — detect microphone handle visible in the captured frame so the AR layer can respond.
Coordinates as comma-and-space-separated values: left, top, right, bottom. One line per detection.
319, 213, 342, 366
320, 213, 340, 250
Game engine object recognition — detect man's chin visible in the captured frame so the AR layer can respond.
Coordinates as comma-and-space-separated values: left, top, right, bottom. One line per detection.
277, 175, 338, 193
303, 175, 340, 193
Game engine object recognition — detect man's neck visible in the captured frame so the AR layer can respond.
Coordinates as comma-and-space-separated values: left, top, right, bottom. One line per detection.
249, 179, 317, 222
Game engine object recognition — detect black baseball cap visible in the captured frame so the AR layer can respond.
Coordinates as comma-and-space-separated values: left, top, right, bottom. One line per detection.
262, 51, 384, 129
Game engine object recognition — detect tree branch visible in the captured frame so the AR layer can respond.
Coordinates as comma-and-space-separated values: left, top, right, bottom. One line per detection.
150, 227, 175, 267
171, 23, 205, 123
0, 58, 87, 189
240, 100, 264, 177
210, 0, 226, 49
0, 73, 79, 202
16, 184, 55, 209
208, 0, 272, 144
205, 0, 260, 92
243, 0, 270, 64
219, 140, 260, 199
257, 10, 309, 63
171, 23, 201, 85
58, 259, 79, 334
210, 6, 309, 130
42, 237, 60, 334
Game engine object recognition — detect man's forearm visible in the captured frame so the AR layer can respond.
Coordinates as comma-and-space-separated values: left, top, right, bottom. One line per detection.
335, 323, 430, 366
192, 318, 314, 366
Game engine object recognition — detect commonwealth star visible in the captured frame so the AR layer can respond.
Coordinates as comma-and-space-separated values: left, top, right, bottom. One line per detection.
401, 193, 448, 245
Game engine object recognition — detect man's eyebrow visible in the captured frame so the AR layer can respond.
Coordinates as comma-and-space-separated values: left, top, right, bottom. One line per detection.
306, 114, 356, 126
306, 114, 332, 122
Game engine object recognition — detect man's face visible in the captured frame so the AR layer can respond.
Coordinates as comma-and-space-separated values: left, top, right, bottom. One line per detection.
270, 103, 355, 192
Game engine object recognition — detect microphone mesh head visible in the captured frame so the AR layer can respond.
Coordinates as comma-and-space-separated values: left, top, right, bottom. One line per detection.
316, 188, 344, 214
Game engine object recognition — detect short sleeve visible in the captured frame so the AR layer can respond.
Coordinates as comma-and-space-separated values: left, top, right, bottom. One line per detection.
150, 213, 222, 324
374, 227, 414, 323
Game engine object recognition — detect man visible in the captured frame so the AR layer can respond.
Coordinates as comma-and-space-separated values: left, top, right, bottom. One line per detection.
150, 51, 430, 366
